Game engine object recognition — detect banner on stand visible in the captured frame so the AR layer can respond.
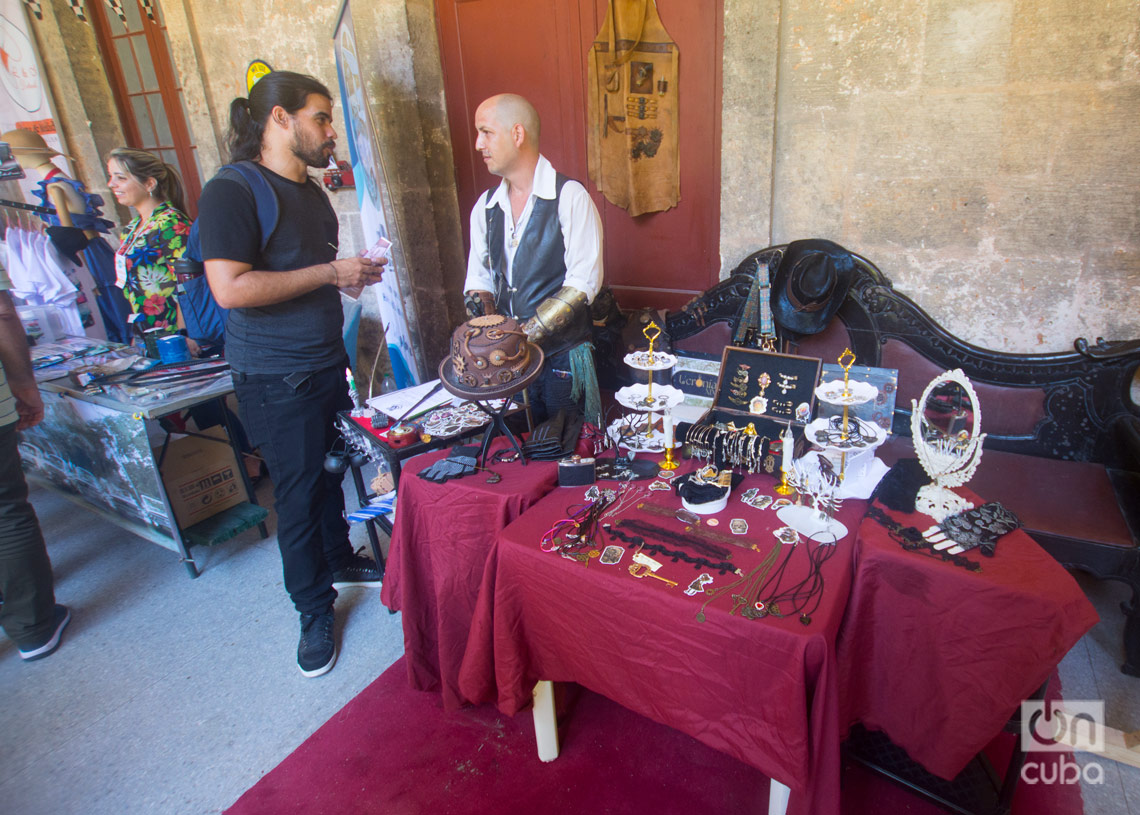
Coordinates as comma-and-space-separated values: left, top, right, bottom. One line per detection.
0, 0, 70, 200
332, 1, 420, 388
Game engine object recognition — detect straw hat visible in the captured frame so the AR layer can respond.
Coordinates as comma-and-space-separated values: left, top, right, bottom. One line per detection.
1, 129, 73, 160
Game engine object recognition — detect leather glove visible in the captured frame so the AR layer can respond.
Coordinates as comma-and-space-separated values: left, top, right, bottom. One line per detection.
523, 411, 567, 461
417, 445, 480, 483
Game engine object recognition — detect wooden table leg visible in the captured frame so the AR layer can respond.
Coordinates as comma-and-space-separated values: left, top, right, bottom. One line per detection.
768, 779, 790, 815
532, 680, 559, 762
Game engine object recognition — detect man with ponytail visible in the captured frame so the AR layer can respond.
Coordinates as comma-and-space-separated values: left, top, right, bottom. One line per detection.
197, 71, 386, 678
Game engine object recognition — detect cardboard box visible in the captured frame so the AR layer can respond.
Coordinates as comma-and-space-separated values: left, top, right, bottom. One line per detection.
156, 427, 249, 529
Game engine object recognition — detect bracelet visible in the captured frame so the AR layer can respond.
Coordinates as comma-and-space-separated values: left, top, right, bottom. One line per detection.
327, 262, 337, 284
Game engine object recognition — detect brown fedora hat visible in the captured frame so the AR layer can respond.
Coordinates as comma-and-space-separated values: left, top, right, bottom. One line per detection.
439, 314, 545, 401
770, 239, 856, 335
1, 129, 73, 160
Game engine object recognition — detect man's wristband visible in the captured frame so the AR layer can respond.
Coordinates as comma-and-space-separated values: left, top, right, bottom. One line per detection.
327, 262, 337, 285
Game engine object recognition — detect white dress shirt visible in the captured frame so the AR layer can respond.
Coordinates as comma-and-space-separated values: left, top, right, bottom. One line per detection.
464, 155, 603, 305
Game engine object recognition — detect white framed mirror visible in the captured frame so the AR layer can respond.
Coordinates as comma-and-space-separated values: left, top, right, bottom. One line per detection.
910, 368, 987, 521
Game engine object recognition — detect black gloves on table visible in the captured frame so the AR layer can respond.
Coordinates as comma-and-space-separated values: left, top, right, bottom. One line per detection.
523, 408, 584, 462
417, 445, 480, 483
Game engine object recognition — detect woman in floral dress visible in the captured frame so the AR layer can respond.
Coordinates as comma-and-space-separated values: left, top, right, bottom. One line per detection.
106, 148, 193, 345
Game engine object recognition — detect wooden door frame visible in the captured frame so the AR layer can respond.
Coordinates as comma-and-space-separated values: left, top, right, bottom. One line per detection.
88, 0, 201, 214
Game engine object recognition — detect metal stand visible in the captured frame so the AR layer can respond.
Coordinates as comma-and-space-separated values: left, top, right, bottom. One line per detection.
472, 399, 527, 466
843, 680, 1048, 815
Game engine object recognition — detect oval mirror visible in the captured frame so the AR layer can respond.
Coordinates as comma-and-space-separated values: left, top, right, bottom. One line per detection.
910, 369, 987, 521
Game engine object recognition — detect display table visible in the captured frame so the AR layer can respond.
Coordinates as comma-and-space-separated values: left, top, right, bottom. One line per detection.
836, 492, 1100, 780
18, 372, 264, 577
381, 443, 559, 709
457, 466, 867, 815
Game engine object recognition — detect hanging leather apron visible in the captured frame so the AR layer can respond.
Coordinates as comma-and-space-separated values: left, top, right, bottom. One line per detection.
586, 0, 680, 217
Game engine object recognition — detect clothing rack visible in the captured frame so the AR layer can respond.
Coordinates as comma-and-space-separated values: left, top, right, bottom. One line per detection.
0, 197, 54, 215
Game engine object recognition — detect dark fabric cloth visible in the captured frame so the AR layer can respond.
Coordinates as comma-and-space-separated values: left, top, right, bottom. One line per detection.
197, 163, 341, 374
836, 489, 1099, 780
83, 237, 131, 345
520, 347, 579, 426
0, 423, 56, 647
232, 363, 354, 614
381, 440, 560, 709
456, 461, 867, 815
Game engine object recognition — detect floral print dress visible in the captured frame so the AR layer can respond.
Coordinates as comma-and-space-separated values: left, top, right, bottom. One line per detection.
115, 201, 192, 331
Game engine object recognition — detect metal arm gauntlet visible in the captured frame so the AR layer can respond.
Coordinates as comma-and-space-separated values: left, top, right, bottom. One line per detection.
463, 290, 497, 318
525, 286, 590, 347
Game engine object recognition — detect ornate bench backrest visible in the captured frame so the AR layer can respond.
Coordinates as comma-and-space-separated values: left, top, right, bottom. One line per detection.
666, 245, 1140, 467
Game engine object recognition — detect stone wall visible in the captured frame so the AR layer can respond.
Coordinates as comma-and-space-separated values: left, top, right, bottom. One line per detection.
721, 0, 1140, 353
34, 0, 1140, 363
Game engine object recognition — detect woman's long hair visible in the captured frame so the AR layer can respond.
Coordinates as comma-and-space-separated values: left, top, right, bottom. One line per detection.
106, 147, 186, 214
226, 71, 332, 162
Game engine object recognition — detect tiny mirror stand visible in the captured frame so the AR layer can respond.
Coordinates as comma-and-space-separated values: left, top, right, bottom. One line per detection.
910, 368, 987, 522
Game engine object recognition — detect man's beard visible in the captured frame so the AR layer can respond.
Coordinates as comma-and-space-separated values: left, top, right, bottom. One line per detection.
292, 132, 334, 168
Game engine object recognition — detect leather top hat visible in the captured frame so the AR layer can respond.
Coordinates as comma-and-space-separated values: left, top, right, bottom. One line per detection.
1, 129, 73, 160
770, 239, 856, 335
439, 314, 545, 400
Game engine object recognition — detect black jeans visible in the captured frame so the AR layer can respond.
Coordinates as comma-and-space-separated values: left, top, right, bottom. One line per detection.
0, 422, 56, 647
232, 363, 353, 615
524, 348, 579, 427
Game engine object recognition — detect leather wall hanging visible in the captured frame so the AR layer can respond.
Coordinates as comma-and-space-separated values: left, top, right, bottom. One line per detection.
586, 0, 680, 217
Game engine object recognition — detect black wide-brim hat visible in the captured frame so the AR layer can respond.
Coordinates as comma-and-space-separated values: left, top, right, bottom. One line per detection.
770, 239, 856, 335
438, 314, 545, 401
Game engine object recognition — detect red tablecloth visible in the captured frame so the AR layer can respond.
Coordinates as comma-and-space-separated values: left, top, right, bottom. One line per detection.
836, 491, 1100, 780
458, 468, 867, 815
381, 442, 559, 709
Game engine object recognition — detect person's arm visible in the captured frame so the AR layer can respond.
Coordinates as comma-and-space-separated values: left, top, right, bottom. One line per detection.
557, 181, 603, 302
0, 290, 44, 430
463, 191, 495, 294
45, 181, 97, 239
204, 255, 386, 309
44, 183, 74, 229
197, 176, 386, 309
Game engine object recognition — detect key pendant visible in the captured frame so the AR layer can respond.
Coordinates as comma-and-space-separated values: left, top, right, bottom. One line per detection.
628, 563, 678, 587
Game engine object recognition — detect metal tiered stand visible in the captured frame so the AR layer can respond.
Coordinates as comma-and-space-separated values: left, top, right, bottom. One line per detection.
803, 348, 889, 500
610, 322, 684, 465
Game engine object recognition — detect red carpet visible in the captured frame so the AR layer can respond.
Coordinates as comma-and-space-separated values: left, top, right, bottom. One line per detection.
225, 658, 1084, 815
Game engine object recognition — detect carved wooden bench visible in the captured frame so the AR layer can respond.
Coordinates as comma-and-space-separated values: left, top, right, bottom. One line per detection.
666, 244, 1140, 676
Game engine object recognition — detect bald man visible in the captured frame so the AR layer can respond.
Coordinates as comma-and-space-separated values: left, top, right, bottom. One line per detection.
463, 93, 604, 425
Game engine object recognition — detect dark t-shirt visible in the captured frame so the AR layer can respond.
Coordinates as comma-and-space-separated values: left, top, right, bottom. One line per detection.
197, 163, 342, 374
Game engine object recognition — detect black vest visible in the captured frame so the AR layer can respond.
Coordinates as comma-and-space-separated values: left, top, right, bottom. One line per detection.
485, 174, 591, 353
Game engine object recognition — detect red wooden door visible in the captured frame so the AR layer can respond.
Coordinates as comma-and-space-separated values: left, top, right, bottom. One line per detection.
436, 0, 722, 311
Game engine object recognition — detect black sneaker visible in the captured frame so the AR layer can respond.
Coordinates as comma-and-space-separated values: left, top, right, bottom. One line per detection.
19, 604, 71, 661
331, 551, 383, 589
297, 608, 336, 677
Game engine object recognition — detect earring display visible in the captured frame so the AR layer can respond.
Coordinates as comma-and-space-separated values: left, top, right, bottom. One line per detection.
803, 348, 889, 499
612, 321, 684, 455
701, 346, 822, 429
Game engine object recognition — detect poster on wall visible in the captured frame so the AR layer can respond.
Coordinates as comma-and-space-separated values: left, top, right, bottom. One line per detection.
0, 0, 70, 201
332, 1, 420, 388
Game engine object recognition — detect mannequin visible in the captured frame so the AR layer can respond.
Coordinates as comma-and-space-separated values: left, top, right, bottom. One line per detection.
1, 129, 130, 343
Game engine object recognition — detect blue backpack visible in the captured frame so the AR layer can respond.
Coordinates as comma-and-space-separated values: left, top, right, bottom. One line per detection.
178, 161, 279, 347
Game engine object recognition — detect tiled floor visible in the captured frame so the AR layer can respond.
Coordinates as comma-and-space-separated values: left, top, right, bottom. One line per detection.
0, 479, 403, 815
2, 479, 1137, 814
1057, 573, 1140, 814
